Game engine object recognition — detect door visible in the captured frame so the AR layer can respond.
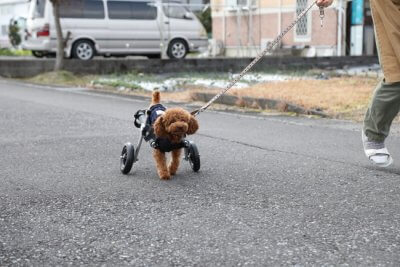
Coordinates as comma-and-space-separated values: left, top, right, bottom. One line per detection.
106, 0, 161, 53
58, 0, 108, 52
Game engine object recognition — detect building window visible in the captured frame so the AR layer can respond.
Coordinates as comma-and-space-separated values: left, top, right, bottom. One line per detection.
295, 0, 311, 41
226, 0, 257, 8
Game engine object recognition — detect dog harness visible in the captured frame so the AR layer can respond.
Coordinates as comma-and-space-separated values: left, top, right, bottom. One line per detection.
146, 104, 166, 125
153, 137, 186, 153
140, 104, 186, 153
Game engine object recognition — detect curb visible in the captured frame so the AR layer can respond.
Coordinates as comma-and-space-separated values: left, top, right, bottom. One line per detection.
191, 92, 329, 118
0, 56, 378, 78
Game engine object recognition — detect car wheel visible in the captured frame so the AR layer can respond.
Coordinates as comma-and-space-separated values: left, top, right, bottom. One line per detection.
146, 54, 161, 59
167, 39, 188, 59
32, 51, 45, 58
72, 40, 95, 60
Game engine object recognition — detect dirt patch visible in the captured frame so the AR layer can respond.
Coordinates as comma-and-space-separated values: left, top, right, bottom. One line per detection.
230, 77, 378, 120
23, 71, 380, 121
27, 71, 95, 87
158, 77, 378, 120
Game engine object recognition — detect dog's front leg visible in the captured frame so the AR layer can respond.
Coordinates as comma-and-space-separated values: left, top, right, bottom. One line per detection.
153, 149, 170, 180
169, 148, 182, 175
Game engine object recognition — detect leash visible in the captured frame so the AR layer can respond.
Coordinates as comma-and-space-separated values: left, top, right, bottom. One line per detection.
191, 1, 324, 116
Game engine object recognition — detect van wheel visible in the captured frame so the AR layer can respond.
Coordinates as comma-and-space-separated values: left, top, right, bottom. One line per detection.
167, 39, 188, 59
32, 51, 45, 58
72, 40, 95, 60
146, 54, 161, 59
45, 53, 56, 58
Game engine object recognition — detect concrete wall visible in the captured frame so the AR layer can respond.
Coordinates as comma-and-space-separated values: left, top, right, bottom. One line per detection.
0, 56, 379, 78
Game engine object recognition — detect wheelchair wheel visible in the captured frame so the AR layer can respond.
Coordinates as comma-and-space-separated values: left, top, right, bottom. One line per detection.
186, 142, 200, 172
120, 143, 135, 174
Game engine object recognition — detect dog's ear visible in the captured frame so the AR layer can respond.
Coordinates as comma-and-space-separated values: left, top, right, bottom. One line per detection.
154, 116, 167, 137
187, 115, 199, 135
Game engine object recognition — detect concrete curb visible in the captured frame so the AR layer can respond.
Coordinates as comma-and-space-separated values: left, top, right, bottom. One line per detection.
191, 92, 329, 117
0, 56, 379, 78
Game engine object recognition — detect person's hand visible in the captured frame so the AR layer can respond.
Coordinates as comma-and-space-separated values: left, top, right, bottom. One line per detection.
316, 0, 333, 7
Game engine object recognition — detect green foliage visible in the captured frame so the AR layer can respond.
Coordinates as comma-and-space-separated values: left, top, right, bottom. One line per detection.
0, 48, 14, 56
196, 7, 212, 35
8, 22, 21, 47
0, 48, 31, 56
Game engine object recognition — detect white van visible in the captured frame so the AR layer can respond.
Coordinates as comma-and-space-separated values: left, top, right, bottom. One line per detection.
22, 0, 208, 59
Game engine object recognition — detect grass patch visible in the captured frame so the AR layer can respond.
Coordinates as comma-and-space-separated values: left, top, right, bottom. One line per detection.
0, 48, 31, 56
28, 71, 95, 87
92, 77, 143, 90
229, 76, 378, 120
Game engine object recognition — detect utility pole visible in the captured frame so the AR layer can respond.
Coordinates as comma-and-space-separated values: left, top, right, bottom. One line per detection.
350, 0, 364, 56
159, 0, 168, 59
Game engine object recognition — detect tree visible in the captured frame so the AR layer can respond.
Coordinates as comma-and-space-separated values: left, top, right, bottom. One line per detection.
196, 6, 211, 37
49, 0, 68, 71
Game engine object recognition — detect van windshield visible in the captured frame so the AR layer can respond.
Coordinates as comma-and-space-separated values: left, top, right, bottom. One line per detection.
31, 0, 46, 18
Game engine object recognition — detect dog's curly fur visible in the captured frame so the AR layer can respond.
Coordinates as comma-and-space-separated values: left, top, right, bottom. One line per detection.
151, 91, 199, 179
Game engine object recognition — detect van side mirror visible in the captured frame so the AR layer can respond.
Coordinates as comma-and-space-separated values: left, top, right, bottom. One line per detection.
183, 12, 193, 20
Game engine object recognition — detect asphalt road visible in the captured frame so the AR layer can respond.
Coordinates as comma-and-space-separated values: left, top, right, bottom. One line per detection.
1, 79, 400, 266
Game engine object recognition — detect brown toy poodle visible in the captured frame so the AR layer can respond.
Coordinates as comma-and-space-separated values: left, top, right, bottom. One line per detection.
150, 91, 199, 180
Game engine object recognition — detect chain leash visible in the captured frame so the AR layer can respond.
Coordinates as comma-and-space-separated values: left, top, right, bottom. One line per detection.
191, 0, 321, 116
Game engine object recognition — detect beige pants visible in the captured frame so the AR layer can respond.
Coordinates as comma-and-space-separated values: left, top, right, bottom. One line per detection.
363, 0, 400, 142
371, 0, 400, 83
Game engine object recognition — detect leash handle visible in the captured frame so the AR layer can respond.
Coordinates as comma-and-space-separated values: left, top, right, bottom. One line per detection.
192, 0, 318, 117
319, 6, 325, 27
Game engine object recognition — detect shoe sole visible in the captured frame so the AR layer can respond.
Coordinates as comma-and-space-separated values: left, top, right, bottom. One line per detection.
362, 130, 393, 167
371, 155, 393, 168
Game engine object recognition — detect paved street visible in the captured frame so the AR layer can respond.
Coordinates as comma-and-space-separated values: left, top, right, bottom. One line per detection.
1, 78, 400, 265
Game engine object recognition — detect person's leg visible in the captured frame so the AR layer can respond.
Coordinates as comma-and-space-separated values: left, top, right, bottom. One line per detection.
362, 0, 400, 166
364, 81, 400, 142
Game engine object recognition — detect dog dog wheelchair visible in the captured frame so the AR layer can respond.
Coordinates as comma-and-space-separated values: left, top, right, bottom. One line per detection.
120, 109, 200, 175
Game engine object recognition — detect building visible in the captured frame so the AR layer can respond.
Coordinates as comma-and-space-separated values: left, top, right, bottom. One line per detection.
0, 0, 30, 48
210, 0, 376, 57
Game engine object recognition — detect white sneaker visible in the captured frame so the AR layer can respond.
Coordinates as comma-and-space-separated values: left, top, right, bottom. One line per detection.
362, 131, 393, 167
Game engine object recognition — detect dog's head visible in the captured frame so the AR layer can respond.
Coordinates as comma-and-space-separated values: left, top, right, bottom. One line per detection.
153, 108, 199, 142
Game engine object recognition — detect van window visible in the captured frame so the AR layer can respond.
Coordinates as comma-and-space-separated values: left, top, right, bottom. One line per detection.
108, 1, 157, 20
163, 5, 188, 19
59, 0, 105, 19
33, 0, 46, 18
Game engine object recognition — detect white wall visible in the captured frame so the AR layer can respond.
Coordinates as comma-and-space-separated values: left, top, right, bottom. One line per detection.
0, 0, 30, 48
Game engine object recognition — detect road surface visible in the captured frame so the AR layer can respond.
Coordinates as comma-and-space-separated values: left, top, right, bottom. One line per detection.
1, 79, 399, 265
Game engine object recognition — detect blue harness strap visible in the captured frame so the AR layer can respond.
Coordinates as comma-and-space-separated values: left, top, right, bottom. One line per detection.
146, 104, 166, 126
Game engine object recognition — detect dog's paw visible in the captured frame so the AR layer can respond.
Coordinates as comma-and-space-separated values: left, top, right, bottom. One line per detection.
157, 169, 170, 180
168, 166, 177, 176
160, 174, 171, 180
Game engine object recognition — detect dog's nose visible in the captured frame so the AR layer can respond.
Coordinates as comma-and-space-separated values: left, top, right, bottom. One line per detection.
176, 124, 187, 131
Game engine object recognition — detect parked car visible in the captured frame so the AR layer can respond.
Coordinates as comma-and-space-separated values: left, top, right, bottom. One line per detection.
22, 0, 208, 59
